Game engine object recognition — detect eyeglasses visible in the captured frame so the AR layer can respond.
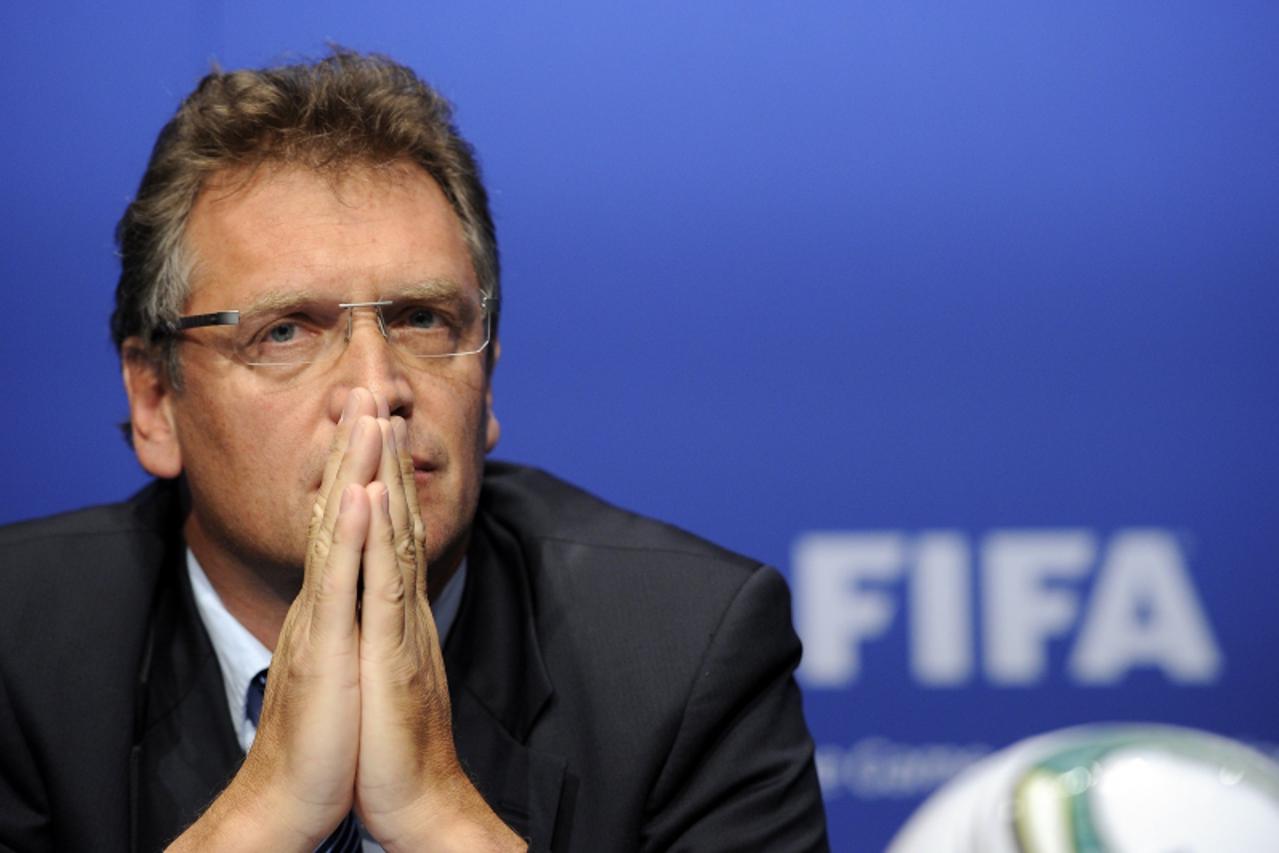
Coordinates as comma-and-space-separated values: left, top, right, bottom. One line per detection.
155, 289, 498, 371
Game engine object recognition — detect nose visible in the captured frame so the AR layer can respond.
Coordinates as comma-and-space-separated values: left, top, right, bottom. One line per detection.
325, 306, 414, 422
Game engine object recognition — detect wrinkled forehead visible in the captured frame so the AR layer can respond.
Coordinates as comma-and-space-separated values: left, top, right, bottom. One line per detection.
182, 160, 478, 312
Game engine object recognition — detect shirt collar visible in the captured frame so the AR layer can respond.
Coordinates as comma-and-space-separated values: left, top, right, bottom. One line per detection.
187, 549, 468, 752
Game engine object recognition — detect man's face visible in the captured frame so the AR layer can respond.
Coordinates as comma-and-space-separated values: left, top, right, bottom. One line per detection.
159, 162, 498, 586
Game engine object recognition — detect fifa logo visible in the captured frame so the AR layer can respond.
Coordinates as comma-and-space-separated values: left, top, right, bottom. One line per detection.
794, 529, 1222, 687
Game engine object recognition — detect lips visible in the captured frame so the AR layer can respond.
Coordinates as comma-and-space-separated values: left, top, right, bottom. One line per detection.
411, 456, 440, 489
410, 454, 439, 472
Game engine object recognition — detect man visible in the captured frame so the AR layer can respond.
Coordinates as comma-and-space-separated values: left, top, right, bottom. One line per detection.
0, 51, 827, 851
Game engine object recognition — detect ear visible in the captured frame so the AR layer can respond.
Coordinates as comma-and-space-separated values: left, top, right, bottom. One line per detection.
121, 337, 183, 478
484, 339, 501, 452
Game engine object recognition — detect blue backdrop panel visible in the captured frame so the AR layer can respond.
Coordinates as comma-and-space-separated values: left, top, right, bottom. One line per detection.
3, 3, 1277, 850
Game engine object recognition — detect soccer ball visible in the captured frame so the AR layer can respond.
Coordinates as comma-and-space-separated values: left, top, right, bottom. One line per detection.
888, 724, 1279, 852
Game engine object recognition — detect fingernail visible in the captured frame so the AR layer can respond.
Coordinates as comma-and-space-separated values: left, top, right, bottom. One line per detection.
339, 393, 358, 425
340, 484, 354, 512
393, 417, 408, 447
379, 484, 390, 514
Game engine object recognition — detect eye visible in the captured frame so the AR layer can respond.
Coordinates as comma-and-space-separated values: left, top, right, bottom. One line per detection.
241, 314, 320, 359
266, 322, 299, 343
406, 307, 441, 329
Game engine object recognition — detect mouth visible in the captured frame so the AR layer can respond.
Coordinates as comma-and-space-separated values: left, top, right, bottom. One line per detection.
411, 456, 440, 489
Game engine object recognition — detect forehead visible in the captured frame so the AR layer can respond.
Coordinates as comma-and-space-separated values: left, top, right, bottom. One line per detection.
182, 161, 476, 310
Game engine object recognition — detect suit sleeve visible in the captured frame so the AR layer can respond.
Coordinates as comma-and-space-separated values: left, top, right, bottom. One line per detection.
641, 566, 830, 852
0, 667, 52, 851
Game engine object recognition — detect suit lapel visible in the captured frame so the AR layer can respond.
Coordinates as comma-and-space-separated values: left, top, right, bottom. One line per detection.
131, 514, 243, 852
447, 507, 570, 850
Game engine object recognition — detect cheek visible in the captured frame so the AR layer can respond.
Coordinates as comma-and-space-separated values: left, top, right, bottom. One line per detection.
178, 383, 326, 487
417, 369, 491, 446
253, 395, 335, 485
413, 377, 489, 516
217, 399, 287, 456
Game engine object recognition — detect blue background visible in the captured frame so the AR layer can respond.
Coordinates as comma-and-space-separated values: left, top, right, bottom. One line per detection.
2, 3, 1277, 849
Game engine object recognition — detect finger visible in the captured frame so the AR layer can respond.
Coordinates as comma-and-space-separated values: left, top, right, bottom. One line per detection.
311, 483, 369, 653
311, 388, 378, 536
360, 480, 405, 652
315, 389, 375, 517
305, 414, 382, 591
372, 390, 391, 420
392, 416, 428, 600
376, 419, 417, 585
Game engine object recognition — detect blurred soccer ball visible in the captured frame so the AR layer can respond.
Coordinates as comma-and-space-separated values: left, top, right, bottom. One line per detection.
888, 724, 1279, 852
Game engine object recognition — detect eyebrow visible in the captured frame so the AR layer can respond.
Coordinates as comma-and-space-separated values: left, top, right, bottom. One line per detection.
238, 290, 323, 315
235, 278, 471, 315
387, 278, 469, 302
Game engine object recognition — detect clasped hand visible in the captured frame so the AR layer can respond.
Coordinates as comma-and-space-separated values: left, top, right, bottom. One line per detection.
172, 388, 520, 852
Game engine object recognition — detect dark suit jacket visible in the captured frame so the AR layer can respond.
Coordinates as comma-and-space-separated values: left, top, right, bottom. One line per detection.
0, 462, 827, 851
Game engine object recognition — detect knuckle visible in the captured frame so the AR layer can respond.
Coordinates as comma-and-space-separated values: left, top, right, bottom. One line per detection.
378, 576, 407, 605
314, 571, 348, 603
308, 530, 332, 567
394, 530, 416, 563
279, 655, 316, 688
307, 500, 325, 539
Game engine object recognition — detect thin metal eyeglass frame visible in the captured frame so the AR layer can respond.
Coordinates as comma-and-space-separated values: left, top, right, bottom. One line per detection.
155, 294, 499, 365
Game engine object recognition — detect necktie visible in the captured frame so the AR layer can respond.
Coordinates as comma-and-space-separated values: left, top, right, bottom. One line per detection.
246, 669, 363, 852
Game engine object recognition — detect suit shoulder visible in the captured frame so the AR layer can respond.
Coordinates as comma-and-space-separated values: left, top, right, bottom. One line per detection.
0, 480, 181, 556
480, 461, 759, 575
0, 499, 146, 549
0, 481, 181, 626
